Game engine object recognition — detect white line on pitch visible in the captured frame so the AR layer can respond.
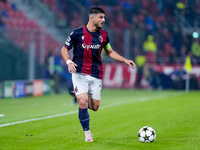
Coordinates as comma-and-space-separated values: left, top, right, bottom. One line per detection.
0, 93, 185, 128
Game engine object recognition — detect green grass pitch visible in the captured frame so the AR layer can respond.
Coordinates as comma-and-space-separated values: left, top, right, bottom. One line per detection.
0, 89, 200, 150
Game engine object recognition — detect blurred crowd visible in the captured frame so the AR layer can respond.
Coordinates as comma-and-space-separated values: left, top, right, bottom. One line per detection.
0, 0, 62, 58
54, 0, 200, 65
0, 0, 6, 29
1, 0, 200, 65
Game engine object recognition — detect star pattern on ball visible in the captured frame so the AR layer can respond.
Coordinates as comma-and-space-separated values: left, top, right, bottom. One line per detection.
144, 134, 150, 141
143, 127, 148, 132
151, 131, 155, 136
138, 133, 141, 138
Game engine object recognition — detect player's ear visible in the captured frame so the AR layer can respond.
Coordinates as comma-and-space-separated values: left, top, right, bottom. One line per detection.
91, 16, 95, 22
89, 14, 96, 22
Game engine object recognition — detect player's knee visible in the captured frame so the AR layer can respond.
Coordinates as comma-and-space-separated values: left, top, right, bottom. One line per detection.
77, 95, 88, 109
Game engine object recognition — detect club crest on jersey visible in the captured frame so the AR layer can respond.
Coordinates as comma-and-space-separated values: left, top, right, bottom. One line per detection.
75, 86, 78, 93
99, 36, 103, 43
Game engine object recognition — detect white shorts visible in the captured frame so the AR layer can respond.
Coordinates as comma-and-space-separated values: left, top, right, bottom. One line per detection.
72, 73, 102, 100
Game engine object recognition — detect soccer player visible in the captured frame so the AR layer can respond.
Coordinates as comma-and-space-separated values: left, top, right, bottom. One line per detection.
61, 7, 136, 142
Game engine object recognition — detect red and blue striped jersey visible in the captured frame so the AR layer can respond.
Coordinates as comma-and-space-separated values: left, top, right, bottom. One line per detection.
64, 25, 110, 79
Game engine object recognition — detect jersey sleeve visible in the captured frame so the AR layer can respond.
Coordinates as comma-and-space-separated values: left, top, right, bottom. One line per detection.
104, 34, 110, 48
64, 30, 77, 50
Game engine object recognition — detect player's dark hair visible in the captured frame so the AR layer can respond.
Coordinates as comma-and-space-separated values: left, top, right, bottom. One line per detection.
89, 7, 105, 15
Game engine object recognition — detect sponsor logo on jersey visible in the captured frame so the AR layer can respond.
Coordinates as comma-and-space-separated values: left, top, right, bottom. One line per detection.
82, 43, 101, 50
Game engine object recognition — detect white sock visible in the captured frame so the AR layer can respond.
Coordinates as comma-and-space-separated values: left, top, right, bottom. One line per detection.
84, 130, 91, 136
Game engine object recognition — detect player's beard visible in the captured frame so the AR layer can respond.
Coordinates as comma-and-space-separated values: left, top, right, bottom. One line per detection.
94, 22, 103, 29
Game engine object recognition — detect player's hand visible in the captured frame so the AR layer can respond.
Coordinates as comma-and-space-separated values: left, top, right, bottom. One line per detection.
125, 59, 136, 69
68, 62, 78, 73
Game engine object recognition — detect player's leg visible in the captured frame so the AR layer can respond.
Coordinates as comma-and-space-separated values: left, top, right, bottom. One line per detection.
77, 92, 88, 108
88, 76, 102, 111
76, 92, 93, 142
88, 95, 100, 111
72, 73, 93, 142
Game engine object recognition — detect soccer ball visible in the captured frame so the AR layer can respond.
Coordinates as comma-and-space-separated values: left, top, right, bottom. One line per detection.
138, 126, 156, 143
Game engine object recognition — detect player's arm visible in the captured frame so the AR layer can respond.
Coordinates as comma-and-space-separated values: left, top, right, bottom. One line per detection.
61, 46, 77, 73
104, 43, 136, 69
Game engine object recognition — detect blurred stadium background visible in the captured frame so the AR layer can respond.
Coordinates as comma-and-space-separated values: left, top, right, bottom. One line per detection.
0, 0, 200, 98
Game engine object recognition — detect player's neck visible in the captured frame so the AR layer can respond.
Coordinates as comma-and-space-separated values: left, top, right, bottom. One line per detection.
86, 22, 98, 32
